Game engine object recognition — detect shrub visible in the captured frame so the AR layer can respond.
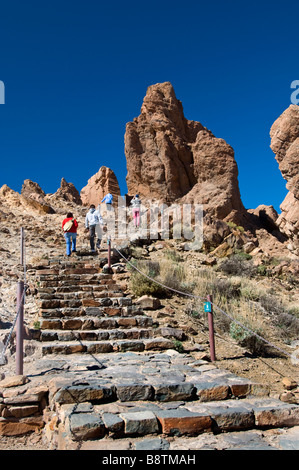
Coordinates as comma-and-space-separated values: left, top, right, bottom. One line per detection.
218, 255, 256, 278
229, 321, 266, 355
129, 259, 168, 298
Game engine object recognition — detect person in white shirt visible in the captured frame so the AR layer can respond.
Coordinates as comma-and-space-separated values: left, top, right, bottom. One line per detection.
85, 205, 103, 251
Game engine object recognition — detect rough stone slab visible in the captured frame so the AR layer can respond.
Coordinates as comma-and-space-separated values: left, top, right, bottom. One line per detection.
67, 412, 105, 441
155, 408, 212, 436
134, 437, 170, 450
80, 439, 132, 450
117, 341, 145, 352
254, 400, 299, 428
116, 384, 154, 402
0, 416, 44, 436
101, 412, 124, 434
144, 338, 175, 351
86, 342, 114, 354
195, 381, 231, 402
52, 383, 115, 405
0, 375, 29, 388
275, 426, 299, 450
208, 404, 255, 431
154, 383, 196, 402
169, 430, 278, 450
2, 405, 39, 418
3, 394, 42, 406
120, 411, 159, 435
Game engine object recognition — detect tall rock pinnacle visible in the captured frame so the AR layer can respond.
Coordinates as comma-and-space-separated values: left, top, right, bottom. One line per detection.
125, 81, 244, 220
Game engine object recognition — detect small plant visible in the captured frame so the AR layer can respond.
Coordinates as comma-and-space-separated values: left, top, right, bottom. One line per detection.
173, 340, 184, 353
33, 320, 41, 330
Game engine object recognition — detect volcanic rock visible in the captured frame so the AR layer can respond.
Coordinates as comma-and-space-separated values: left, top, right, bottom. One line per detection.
20, 180, 55, 214
80, 166, 121, 207
125, 81, 245, 220
270, 105, 299, 255
47, 178, 82, 206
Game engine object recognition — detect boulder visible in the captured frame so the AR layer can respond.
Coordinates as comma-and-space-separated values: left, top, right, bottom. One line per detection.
135, 295, 161, 310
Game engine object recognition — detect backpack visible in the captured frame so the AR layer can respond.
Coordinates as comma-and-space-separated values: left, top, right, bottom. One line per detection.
63, 219, 74, 232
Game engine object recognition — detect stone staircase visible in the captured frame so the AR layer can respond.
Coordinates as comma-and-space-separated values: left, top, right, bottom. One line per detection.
1, 249, 299, 450
36, 254, 176, 356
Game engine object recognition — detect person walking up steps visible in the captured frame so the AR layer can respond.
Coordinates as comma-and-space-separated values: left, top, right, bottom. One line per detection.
85, 204, 103, 252
101, 192, 113, 213
130, 194, 141, 228
62, 212, 78, 256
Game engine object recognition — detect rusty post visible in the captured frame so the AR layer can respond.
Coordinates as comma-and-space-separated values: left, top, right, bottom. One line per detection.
16, 281, 24, 375
107, 237, 111, 269
207, 294, 216, 361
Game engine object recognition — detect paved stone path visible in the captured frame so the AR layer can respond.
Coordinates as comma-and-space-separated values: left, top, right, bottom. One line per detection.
1, 250, 299, 450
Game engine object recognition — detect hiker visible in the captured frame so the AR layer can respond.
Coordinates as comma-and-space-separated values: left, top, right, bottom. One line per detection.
85, 204, 103, 252
130, 194, 141, 227
101, 192, 113, 212
62, 212, 78, 256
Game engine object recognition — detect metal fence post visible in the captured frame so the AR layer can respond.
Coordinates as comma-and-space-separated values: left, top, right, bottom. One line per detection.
16, 281, 24, 375
207, 294, 216, 361
107, 237, 111, 269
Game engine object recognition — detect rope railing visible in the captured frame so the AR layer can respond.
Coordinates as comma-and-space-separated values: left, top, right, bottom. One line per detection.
114, 247, 294, 360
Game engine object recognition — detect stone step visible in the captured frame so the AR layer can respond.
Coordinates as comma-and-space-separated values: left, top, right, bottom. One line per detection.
41, 337, 176, 355
38, 290, 126, 299
55, 397, 299, 448
38, 279, 120, 289
40, 327, 154, 342
39, 305, 145, 319
39, 296, 132, 307
41, 350, 299, 449
40, 315, 153, 329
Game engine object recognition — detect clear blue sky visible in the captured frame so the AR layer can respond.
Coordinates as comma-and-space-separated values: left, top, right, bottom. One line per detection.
0, 0, 298, 213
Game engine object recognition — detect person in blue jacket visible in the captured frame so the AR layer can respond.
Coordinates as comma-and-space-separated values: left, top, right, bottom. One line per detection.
101, 193, 113, 212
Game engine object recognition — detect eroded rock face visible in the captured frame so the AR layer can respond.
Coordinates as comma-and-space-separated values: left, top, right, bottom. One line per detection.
270, 105, 299, 255
125, 82, 244, 220
48, 178, 82, 206
21, 180, 55, 214
80, 166, 121, 207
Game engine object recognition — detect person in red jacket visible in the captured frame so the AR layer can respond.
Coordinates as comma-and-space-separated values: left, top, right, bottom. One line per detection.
62, 212, 78, 256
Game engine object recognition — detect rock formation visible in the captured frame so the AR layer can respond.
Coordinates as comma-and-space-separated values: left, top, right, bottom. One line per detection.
270, 105, 299, 255
80, 166, 121, 207
20, 180, 55, 214
47, 178, 82, 206
125, 82, 245, 220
